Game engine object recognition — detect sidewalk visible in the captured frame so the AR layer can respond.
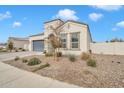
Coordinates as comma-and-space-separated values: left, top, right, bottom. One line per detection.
0, 52, 79, 88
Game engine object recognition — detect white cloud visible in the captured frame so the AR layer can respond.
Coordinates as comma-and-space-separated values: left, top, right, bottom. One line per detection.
112, 27, 118, 31
89, 13, 103, 21
55, 9, 79, 21
91, 5, 122, 11
112, 21, 124, 31
12, 21, 22, 28
116, 21, 124, 28
0, 11, 12, 20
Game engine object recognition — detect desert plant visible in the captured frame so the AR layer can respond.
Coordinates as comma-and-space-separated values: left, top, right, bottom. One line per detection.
19, 48, 22, 50
28, 58, 41, 66
32, 63, 50, 72
81, 52, 90, 60
43, 50, 46, 54
69, 54, 76, 62
0, 48, 3, 50
22, 49, 26, 51
56, 52, 62, 57
14, 56, 20, 61
15, 49, 18, 52
22, 58, 28, 63
87, 59, 96, 67
45, 53, 53, 57
0, 49, 7, 52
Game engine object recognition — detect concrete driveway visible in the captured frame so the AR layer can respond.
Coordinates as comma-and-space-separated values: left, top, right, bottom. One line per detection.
0, 51, 42, 61
0, 52, 79, 88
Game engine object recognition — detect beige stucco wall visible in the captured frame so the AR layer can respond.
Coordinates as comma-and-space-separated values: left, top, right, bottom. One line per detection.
29, 35, 44, 51
8, 39, 29, 50
59, 22, 91, 55
90, 42, 124, 55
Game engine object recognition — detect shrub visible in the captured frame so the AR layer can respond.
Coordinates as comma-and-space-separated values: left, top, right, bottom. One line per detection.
28, 58, 41, 66
19, 48, 22, 50
0, 49, 7, 52
15, 49, 18, 52
43, 50, 46, 54
45, 53, 53, 57
81, 52, 90, 60
32, 63, 50, 72
14, 56, 20, 61
22, 49, 26, 51
56, 52, 62, 57
69, 54, 76, 62
87, 59, 96, 67
22, 58, 28, 63
0, 48, 3, 50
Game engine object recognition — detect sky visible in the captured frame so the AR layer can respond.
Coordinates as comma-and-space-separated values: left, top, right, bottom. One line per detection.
0, 5, 124, 43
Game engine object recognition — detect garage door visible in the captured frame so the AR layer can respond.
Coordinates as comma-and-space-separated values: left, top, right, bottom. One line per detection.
33, 40, 44, 52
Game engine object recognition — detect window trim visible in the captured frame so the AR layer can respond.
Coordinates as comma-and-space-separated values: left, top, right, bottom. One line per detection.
60, 33, 67, 49
70, 32, 80, 50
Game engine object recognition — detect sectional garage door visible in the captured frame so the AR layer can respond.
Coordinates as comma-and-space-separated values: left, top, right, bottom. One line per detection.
33, 40, 44, 52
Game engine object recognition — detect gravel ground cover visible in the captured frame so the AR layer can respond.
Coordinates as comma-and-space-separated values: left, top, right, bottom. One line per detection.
3, 54, 124, 88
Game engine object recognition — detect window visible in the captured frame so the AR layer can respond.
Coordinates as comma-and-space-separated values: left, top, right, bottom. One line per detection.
60, 33, 67, 48
71, 32, 80, 49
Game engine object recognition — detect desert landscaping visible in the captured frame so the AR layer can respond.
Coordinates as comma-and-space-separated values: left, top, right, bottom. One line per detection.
3, 53, 124, 88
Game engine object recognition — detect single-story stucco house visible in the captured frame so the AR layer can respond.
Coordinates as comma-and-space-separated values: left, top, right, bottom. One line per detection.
8, 37, 29, 50
8, 19, 124, 55
28, 19, 92, 55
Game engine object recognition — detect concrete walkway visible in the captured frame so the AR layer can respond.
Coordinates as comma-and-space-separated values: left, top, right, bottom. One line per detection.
0, 52, 79, 88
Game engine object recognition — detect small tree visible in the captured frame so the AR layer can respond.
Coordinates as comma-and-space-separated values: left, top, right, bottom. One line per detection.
48, 26, 62, 61
110, 38, 124, 42
7, 42, 13, 52
48, 33, 62, 61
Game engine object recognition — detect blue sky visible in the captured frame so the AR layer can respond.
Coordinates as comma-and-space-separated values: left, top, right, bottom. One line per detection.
0, 5, 124, 43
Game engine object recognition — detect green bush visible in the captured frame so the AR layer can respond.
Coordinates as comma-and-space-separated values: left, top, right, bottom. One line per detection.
32, 63, 50, 72
87, 59, 96, 67
56, 52, 62, 57
81, 52, 90, 60
28, 58, 41, 66
68, 54, 76, 62
22, 58, 28, 63
45, 53, 53, 57
14, 56, 20, 61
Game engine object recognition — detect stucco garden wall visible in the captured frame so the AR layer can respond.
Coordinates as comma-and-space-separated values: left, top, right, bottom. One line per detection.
90, 42, 124, 55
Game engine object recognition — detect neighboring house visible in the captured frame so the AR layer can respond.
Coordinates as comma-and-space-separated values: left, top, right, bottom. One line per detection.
8, 37, 29, 50
0, 43, 6, 49
29, 19, 92, 55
